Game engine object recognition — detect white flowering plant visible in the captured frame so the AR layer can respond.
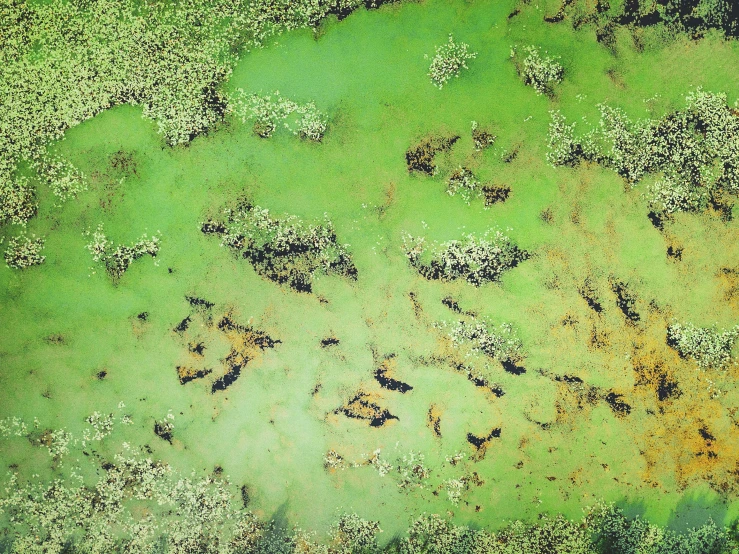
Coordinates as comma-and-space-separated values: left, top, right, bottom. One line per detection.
427, 34, 477, 89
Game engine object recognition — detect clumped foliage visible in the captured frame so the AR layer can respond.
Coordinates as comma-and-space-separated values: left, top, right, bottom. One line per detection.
85, 224, 160, 280
229, 90, 328, 141
202, 202, 356, 293
667, 322, 739, 369
3, 233, 46, 269
548, 90, 739, 222
446, 167, 482, 204
329, 513, 382, 554
512, 45, 564, 95
427, 34, 477, 89
403, 230, 529, 286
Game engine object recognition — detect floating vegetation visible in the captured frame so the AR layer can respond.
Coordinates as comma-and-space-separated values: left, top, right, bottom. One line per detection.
548, 90, 739, 224
448, 319, 525, 365
403, 230, 528, 286
229, 90, 327, 141
85, 224, 160, 280
3, 233, 45, 269
37, 156, 86, 205
471, 120, 496, 151
667, 322, 739, 370
512, 45, 564, 96
202, 202, 356, 293
426, 34, 477, 89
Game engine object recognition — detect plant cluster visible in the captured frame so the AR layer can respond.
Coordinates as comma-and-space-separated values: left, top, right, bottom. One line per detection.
0, 414, 736, 554
448, 319, 525, 364
329, 513, 382, 554
512, 45, 564, 96
544, 0, 739, 39
0, 177, 36, 227
37, 156, 86, 205
427, 34, 477, 89
471, 121, 496, 151
202, 202, 356, 293
446, 167, 482, 204
548, 90, 739, 222
667, 321, 739, 369
403, 230, 529, 286
85, 224, 160, 280
0, 0, 386, 233
229, 90, 328, 141
3, 233, 46, 269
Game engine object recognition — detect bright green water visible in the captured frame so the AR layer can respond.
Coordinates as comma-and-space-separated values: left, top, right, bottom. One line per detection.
2, 0, 739, 540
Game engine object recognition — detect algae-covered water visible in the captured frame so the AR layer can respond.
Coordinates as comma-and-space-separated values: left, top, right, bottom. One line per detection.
2, 0, 739, 547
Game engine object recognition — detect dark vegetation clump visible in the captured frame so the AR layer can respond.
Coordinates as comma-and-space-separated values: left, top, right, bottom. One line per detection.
604, 392, 632, 417
405, 135, 460, 174
482, 184, 511, 206
374, 360, 413, 393
321, 337, 340, 347
544, 0, 739, 38
610, 279, 640, 323
403, 230, 528, 286
154, 419, 174, 444
202, 201, 356, 293
334, 392, 398, 427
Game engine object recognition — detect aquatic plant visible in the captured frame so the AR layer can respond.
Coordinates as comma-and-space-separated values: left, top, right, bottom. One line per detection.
3, 233, 45, 269
85, 224, 160, 280
229, 90, 328, 141
202, 202, 356, 292
403, 230, 528, 286
548, 90, 739, 222
446, 167, 482, 204
513, 45, 564, 96
0, 177, 36, 227
667, 322, 739, 369
329, 513, 382, 554
448, 319, 525, 364
37, 157, 86, 205
427, 34, 477, 89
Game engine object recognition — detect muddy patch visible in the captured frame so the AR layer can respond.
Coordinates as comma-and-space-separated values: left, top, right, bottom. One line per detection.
405, 134, 460, 175
334, 392, 398, 427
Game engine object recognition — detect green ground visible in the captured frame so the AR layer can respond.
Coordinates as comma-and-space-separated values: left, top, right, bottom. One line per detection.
2, 0, 739, 549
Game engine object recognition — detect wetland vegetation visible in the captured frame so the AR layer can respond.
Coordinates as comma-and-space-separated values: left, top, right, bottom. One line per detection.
2, 0, 739, 551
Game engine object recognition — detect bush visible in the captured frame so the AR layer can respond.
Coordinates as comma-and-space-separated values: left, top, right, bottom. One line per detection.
4, 233, 45, 269
329, 513, 382, 554
427, 35, 477, 89
666, 322, 739, 369
37, 156, 86, 204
